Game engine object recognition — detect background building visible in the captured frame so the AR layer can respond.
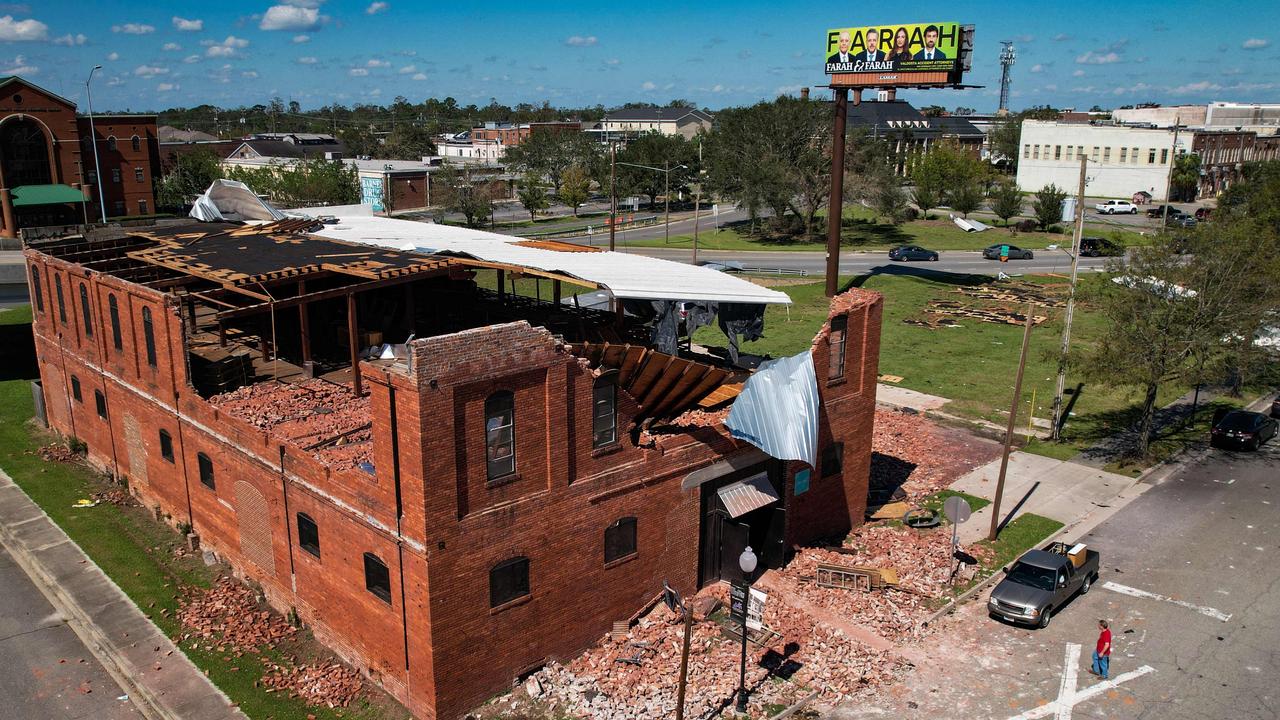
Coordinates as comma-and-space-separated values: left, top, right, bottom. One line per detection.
599, 107, 714, 141
1016, 120, 1192, 200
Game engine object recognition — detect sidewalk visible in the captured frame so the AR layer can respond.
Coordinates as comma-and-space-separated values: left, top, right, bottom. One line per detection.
946, 452, 1141, 544
0, 468, 247, 720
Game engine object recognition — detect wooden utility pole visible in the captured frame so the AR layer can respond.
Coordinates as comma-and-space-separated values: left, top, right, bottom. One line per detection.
692, 139, 702, 265
1161, 124, 1182, 227
825, 88, 849, 297
608, 141, 617, 251
1050, 156, 1087, 440
988, 302, 1036, 541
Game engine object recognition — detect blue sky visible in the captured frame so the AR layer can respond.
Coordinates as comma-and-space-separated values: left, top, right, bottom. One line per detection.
4, 0, 1279, 113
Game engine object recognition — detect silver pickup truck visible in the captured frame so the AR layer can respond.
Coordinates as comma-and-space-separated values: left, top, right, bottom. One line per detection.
988, 542, 1100, 628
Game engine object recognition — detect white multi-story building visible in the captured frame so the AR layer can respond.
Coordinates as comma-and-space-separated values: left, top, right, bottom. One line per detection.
1110, 105, 1207, 128
1015, 120, 1192, 201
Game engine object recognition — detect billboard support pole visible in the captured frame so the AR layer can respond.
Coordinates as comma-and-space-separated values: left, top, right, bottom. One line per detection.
825, 87, 849, 298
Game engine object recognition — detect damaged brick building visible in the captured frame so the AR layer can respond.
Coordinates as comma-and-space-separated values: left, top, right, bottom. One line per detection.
24, 200, 883, 720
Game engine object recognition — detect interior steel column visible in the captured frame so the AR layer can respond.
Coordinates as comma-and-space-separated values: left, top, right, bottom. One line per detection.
825, 87, 850, 297
347, 292, 362, 396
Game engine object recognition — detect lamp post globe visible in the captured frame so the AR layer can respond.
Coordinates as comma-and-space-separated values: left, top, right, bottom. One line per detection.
739, 546, 758, 576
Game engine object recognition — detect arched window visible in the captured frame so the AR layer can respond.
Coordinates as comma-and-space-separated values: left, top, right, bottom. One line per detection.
54, 274, 67, 325
485, 391, 515, 480
131, 135, 140, 152
489, 556, 529, 608
604, 517, 637, 564
363, 552, 391, 603
141, 306, 157, 367
107, 135, 117, 151
78, 283, 93, 337
108, 294, 122, 350
30, 266, 43, 313
592, 374, 617, 448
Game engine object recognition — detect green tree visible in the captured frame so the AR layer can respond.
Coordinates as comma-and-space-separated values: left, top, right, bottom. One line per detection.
989, 180, 1024, 226
1170, 153, 1201, 202
988, 116, 1023, 172
504, 130, 600, 195
1032, 183, 1068, 229
557, 165, 591, 217
383, 123, 436, 160
433, 163, 499, 228
617, 132, 696, 211
950, 181, 985, 218
155, 149, 224, 210
871, 174, 912, 225
516, 173, 550, 221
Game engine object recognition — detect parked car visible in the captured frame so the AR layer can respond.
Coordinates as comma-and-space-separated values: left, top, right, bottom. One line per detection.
989, 542, 1100, 628
1171, 214, 1198, 229
1272, 396, 1280, 419
1095, 200, 1138, 215
1145, 205, 1184, 219
1195, 207, 1214, 221
1080, 236, 1123, 257
982, 244, 1035, 260
888, 245, 939, 261
1210, 409, 1279, 451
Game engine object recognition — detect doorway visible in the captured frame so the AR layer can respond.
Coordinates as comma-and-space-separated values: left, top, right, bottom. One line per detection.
697, 463, 787, 587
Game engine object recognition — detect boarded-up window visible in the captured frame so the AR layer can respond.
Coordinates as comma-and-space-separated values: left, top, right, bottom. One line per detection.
197, 452, 215, 490
30, 266, 43, 313
592, 375, 617, 448
142, 306, 157, 367
297, 512, 320, 558
236, 480, 276, 576
490, 556, 529, 608
78, 283, 93, 337
108, 294, 122, 350
828, 315, 848, 380
159, 429, 174, 462
604, 517, 637, 563
485, 391, 515, 480
364, 552, 391, 603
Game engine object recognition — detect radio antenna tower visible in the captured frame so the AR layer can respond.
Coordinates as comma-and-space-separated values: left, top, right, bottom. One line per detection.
998, 42, 1016, 115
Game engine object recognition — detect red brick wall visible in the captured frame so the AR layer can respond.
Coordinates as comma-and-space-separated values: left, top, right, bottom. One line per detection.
389, 173, 428, 212
77, 117, 160, 217
0, 80, 82, 188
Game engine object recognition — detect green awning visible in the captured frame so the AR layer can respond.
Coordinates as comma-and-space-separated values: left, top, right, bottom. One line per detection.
11, 184, 87, 207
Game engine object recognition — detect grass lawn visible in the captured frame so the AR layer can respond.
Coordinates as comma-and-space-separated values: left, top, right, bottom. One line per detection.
919, 489, 991, 516
978, 513, 1065, 571
0, 306, 407, 720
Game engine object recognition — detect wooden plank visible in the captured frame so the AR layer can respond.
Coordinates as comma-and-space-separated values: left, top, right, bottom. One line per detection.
641, 360, 694, 417
616, 346, 646, 386
627, 354, 673, 406
645, 363, 709, 419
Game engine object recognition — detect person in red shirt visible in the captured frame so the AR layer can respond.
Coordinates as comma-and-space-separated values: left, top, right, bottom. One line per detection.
1091, 619, 1112, 679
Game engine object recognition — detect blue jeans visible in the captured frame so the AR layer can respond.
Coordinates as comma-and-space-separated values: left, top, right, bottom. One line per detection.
1092, 650, 1110, 679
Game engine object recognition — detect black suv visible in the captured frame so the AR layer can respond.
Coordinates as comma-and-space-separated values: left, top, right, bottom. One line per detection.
1080, 237, 1123, 257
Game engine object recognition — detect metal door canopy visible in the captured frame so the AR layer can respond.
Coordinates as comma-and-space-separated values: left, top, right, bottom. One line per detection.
717, 472, 781, 519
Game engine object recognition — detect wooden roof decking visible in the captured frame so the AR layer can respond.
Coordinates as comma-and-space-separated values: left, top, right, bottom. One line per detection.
571, 341, 748, 421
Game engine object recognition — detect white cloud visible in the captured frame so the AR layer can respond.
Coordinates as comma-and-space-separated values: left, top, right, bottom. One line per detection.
260, 5, 322, 31
162, 42, 181, 51
206, 35, 248, 58
348, 67, 369, 76
641, 80, 656, 91
0, 14, 48, 41
156, 82, 178, 92
172, 16, 203, 31
106, 51, 120, 61
411, 72, 426, 81
53, 33, 88, 46
297, 56, 318, 64
366, 2, 388, 14
1171, 81, 1223, 94
240, 70, 258, 78
565, 35, 597, 47
1076, 51, 1120, 65
283, 0, 324, 7
366, 58, 389, 67
1030, 64, 1044, 73
604, 58, 619, 65
106, 76, 124, 87
183, 54, 201, 64
1242, 38, 1270, 50
0, 54, 38, 75
1053, 33, 1070, 42
292, 34, 310, 43
1072, 69, 1085, 77
111, 23, 155, 35
398, 64, 416, 73
133, 64, 169, 78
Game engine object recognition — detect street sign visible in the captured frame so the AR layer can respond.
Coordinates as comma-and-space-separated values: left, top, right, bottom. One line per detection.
943, 495, 972, 524
746, 588, 767, 632
729, 583, 747, 621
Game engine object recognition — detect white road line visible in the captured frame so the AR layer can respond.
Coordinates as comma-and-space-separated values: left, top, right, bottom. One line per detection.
1054, 643, 1081, 720
1006, 664, 1157, 720
1102, 581, 1232, 622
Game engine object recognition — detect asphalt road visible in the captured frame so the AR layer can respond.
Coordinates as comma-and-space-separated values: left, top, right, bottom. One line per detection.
836, 421, 1280, 720
626, 246, 1113, 277
0, 542, 140, 719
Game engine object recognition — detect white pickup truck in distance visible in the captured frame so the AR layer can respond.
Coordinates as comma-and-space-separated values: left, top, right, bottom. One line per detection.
1095, 200, 1137, 214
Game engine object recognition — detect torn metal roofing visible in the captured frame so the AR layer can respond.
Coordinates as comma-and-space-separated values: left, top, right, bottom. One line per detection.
307, 215, 792, 306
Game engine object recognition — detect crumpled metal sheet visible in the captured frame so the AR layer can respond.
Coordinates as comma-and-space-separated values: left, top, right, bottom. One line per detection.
724, 351, 818, 469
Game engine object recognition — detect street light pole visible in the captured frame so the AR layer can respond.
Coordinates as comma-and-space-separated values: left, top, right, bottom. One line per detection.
736, 545, 758, 715
664, 159, 671, 245
85, 65, 108, 224
693, 139, 702, 265
1050, 155, 1087, 441
608, 141, 617, 252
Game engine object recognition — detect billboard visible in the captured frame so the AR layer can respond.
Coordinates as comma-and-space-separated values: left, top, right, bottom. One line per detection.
824, 22, 960, 75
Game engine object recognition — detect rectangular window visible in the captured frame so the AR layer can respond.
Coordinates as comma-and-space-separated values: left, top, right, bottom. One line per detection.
297, 513, 320, 558
1119, 147, 1128, 163
30, 266, 44, 313
1160, 148, 1169, 164
1091, 147, 1100, 161
1131, 147, 1139, 164
78, 283, 93, 337
108, 295, 122, 350
828, 315, 848, 380
1149, 149, 1157, 164
1054, 145, 1061, 160
1065, 146, 1073, 161
94, 390, 107, 419
485, 392, 515, 480
134, 168, 144, 183
1102, 147, 1111, 163
1022, 144, 1030, 159
822, 443, 844, 478
55, 274, 67, 324
1032, 145, 1040, 160
159, 430, 174, 462
142, 306, 157, 367
138, 200, 148, 215
71, 375, 82, 402
111, 169, 121, 183
364, 552, 391, 603
592, 377, 617, 449
489, 557, 530, 608
197, 452, 215, 490
604, 517, 638, 564
113, 200, 124, 214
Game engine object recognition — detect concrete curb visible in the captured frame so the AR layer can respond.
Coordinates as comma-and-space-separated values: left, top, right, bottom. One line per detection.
920, 525, 1064, 628
0, 467, 248, 720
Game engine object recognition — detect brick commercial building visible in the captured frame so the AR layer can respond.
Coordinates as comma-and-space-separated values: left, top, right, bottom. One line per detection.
24, 209, 882, 719
0, 75, 160, 237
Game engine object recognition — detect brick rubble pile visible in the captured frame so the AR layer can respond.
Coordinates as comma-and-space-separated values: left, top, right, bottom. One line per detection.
260, 660, 364, 709
871, 408, 999, 499
210, 379, 373, 470
177, 577, 297, 652
36, 443, 79, 463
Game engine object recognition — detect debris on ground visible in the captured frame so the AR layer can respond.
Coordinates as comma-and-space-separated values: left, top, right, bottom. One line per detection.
177, 577, 297, 652
91, 487, 136, 507
870, 408, 1001, 502
905, 280, 1067, 328
259, 660, 364, 709
37, 443, 79, 463
209, 379, 372, 470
